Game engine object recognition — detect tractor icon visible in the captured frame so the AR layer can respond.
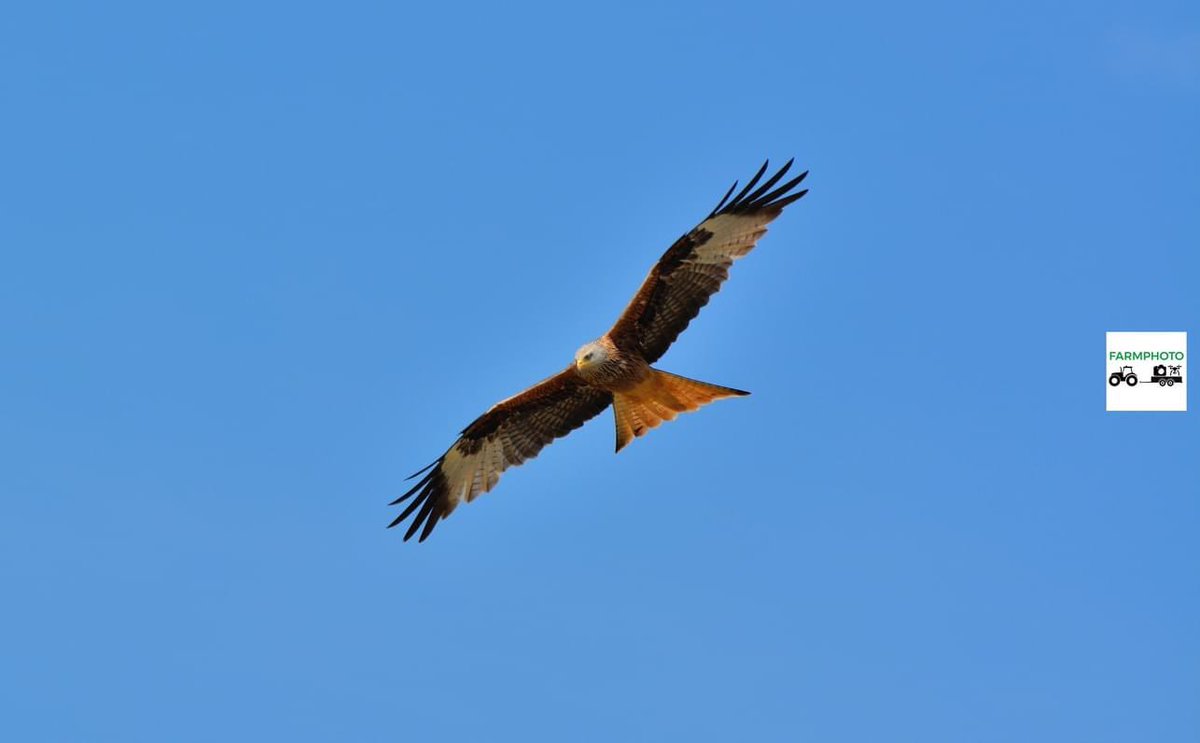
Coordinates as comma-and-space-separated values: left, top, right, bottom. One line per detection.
1109, 365, 1138, 386
1150, 364, 1183, 387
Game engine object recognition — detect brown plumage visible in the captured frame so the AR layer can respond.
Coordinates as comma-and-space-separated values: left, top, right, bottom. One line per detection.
391, 160, 808, 541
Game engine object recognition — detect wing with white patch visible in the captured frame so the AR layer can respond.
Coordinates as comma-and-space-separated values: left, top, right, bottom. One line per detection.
390, 366, 612, 541
609, 160, 808, 363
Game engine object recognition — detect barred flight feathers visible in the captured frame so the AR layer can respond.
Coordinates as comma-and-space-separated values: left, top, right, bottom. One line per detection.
609, 160, 807, 363
389, 367, 612, 541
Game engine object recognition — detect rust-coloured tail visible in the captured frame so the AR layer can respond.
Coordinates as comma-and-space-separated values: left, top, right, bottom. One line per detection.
612, 369, 749, 452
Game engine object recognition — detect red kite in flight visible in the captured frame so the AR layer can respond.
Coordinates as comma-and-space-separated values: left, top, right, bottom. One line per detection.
392, 160, 808, 541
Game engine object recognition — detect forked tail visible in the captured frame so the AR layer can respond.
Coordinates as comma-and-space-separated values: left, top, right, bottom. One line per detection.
612, 369, 748, 452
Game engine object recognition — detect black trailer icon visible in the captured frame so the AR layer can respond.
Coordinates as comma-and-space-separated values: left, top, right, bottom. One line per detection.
1109, 365, 1138, 386
1150, 364, 1183, 387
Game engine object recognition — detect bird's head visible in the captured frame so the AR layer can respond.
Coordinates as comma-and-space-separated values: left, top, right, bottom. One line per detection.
574, 341, 609, 371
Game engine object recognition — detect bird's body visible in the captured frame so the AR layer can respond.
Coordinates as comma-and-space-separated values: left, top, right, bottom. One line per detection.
392, 160, 809, 541
573, 336, 646, 391
573, 335, 748, 449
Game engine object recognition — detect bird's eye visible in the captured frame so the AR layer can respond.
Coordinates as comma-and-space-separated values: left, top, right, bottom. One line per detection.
585, 353, 593, 361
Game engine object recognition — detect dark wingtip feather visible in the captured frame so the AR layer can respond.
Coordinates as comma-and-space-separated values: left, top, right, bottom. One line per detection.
390, 461, 439, 505
405, 460, 439, 480
758, 170, 808, 204
770, 189, 808, 211
744, 158, 793, 204
709, 179, 739, 217
713, 160, 808, 217
418, 508, 441, 542
391, 483, 429, 524
404, 489, 441, 541
726, 160, 770, 211
389, 458, 448, 542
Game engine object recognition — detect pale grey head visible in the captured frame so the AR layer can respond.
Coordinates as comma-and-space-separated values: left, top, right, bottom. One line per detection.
574, 340, 610, 372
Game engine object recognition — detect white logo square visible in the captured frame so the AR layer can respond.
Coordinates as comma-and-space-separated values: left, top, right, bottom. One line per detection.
1106, 332, 1187, 412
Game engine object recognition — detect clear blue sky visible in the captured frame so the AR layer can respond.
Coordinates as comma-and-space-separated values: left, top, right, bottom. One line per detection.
2, 1, 1197, 741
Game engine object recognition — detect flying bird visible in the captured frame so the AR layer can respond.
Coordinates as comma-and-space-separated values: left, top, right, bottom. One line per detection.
392, 160, 808, 541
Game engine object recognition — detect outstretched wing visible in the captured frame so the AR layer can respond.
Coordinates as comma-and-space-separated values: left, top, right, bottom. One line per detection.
390, 366, 612, 542
608, 160, 808, 363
